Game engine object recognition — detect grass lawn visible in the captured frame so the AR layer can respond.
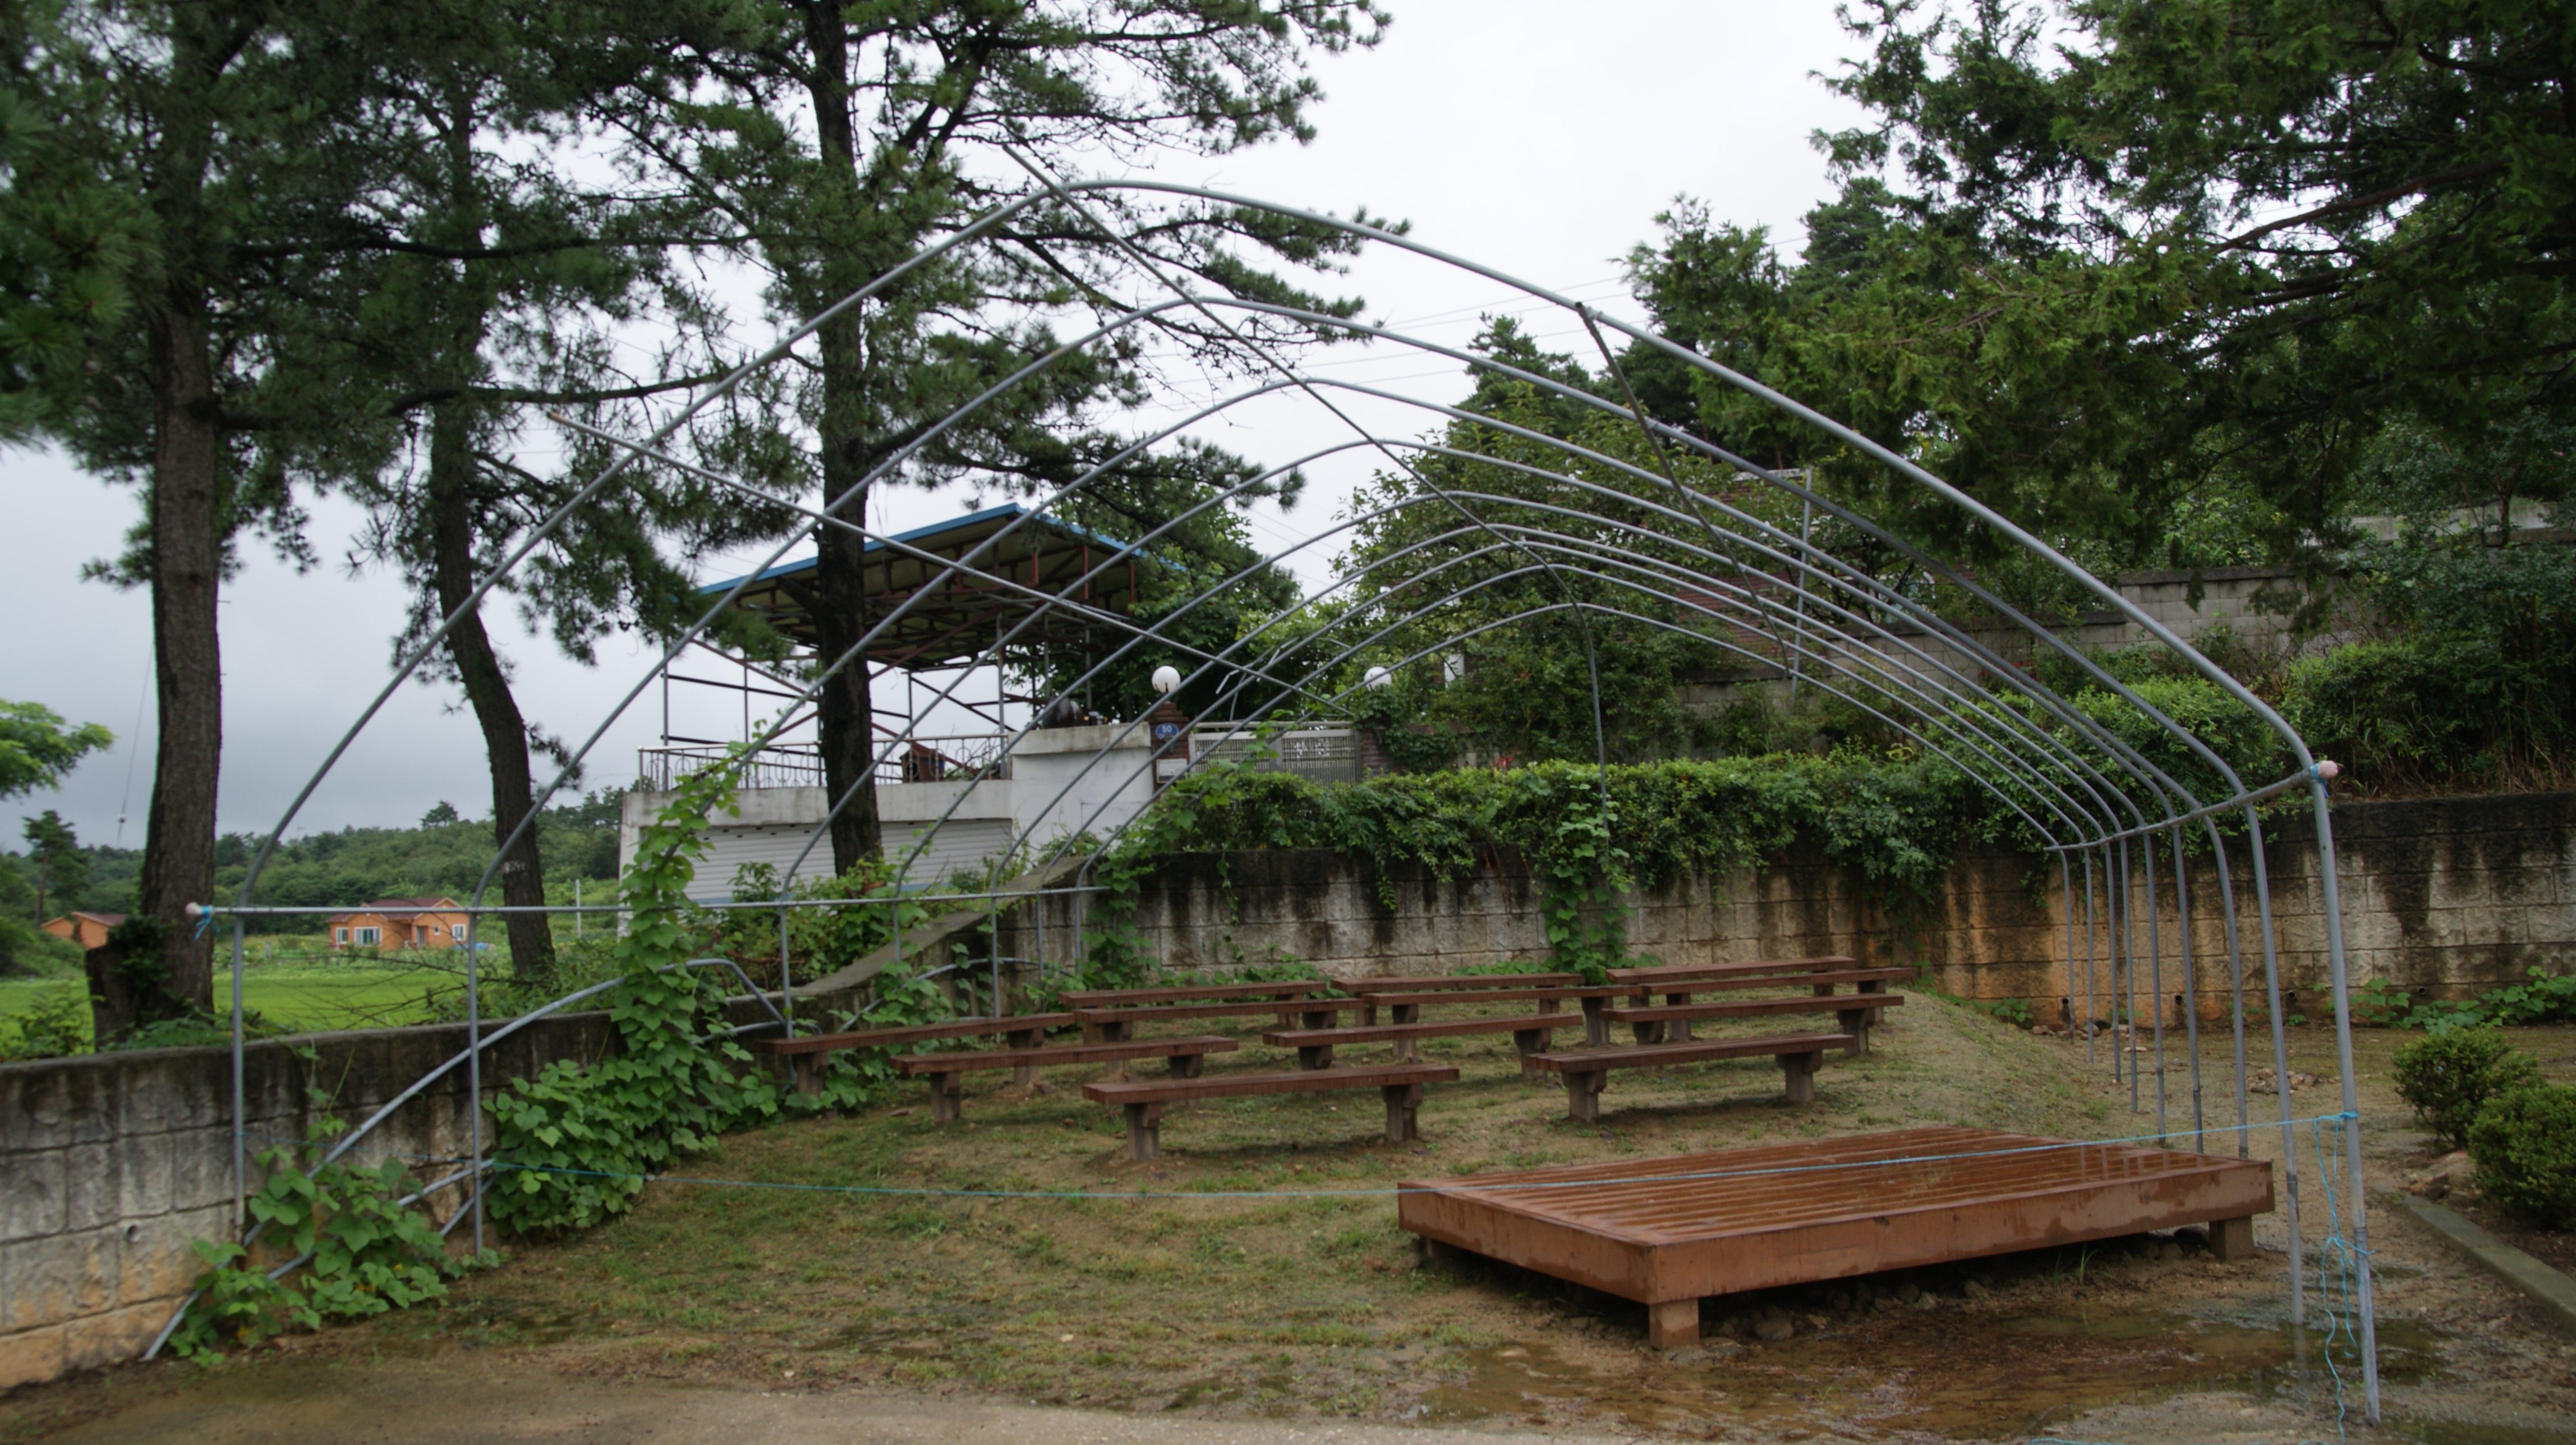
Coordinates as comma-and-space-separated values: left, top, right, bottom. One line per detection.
331, 994, 2153, 1424
0, 956, 454, 1047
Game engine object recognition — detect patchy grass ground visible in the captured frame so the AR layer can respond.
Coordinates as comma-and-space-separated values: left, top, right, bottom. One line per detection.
7, 997, 2574, 1444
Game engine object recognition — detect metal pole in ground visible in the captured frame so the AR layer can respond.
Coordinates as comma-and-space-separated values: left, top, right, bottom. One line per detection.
779, 901, 794, 1041
2306, 774, 2379, 1422
2243, 804, 2303, 1326
2083, 849, 2098, 1066
229, 913, 246, 1231
2171, 826, 2204, 1148
2056, 853, 2074, 1034
466, 906, 483, 1255
2143, 835, 2168, 1143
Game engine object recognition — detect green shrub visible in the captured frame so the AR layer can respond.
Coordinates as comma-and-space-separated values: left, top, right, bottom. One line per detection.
2467, 1083, 2576, 1226
2392, 1027, 2539, 1148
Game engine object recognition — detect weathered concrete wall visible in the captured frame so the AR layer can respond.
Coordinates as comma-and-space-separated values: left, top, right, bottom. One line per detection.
1002, 792, 2575, 1023
0, 1012, 616, 1389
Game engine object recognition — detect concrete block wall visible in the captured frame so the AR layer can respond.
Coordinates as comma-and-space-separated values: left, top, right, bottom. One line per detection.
0, 1012, 614, 1389
1004, 792, 2575, 1024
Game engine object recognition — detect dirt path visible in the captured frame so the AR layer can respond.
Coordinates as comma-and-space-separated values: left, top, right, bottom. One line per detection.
25, 1359, 1637, 1445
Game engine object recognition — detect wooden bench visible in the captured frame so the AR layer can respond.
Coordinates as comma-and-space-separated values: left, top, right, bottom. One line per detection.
1528, 1032, 1855, 1120
1601, 993, 1908, 1055
1607, 966, 1908, 1043
1340, 985, 1619, 1046
1073, 998, 1368, 1042
1262, 1013, 1580, 1071
751, 1013, 1076, 1093
1083, 1061, 1459, 1160
1606, 956, 1858, 988
1062, 981, 1333, 1006
895, 1036, 1238, 1122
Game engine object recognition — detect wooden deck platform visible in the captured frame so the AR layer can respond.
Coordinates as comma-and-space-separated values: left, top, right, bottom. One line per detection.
1397, 1126, 2275, 1349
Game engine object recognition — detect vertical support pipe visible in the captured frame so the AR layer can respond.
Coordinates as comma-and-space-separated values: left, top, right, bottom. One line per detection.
229, 914, 246, 1232
2143, 834, 2168, 1143
2204, 821, 2253, 1158
2171, 826, 2205, 1149
2057, 853, 2075, 1036
2120, 839, 2138, 1105
2083, 850, 2099, 1066
779, 901, 794, 1041
2307, 777, 2380, 1423
466, 905, 484, 1255
2244, 804, 2303, 1326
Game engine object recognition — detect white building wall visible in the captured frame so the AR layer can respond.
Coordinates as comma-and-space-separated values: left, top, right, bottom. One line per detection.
618, 724, 1156, 898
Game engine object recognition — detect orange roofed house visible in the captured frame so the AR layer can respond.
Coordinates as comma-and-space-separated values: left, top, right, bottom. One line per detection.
325, 898, 473, 950
40, 912, 125, 950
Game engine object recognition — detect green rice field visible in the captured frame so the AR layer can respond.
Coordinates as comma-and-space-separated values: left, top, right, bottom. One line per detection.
0, 944, 463, 1055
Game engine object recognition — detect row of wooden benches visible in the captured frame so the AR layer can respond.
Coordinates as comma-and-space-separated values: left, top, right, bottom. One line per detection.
755, 958, 1903, 1156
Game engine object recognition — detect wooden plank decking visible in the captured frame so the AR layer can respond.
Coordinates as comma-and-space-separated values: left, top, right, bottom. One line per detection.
1398, 1125, 2274, 1349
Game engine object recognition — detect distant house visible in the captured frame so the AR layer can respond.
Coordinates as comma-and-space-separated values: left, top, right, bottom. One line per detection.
324, 898, 472, 950
39, 912, 125, 950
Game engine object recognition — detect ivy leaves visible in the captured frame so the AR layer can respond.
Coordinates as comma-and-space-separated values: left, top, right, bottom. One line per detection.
1084, 751, 1981, 982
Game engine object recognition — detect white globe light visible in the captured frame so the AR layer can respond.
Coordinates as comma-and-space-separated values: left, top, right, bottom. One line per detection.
1363, 665, 1392, 688
1151, 664, 1182, 695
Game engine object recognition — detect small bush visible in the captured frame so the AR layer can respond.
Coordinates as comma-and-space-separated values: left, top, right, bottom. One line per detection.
2467, 1083, 2576, 1226
2391, 1027, 2538, 1149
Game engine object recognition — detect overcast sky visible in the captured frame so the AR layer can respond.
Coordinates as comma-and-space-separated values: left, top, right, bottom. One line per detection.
0, 1, 1870, 850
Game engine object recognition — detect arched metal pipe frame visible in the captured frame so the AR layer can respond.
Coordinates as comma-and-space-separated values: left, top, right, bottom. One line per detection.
182, 176, 2377, 1416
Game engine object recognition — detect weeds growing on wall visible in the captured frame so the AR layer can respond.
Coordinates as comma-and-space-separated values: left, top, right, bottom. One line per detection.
171, 1060, 495, 1360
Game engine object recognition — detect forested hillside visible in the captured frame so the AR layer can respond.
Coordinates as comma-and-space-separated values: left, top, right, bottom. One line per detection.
2, 791, 623, 941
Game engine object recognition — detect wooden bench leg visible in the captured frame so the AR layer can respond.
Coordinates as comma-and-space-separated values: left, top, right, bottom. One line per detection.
1565, 1069, 1605, 1122
1296, 1043, 1335, 1071
1361, 1002, 1378, 1026
1667, 993, 1694, 1043
1300, 1009, 1335, 1030
1123, 1102, 1163, 1161
2210, 1214, 2255, 1262
1381, 1083, 1424, 1144
1629, 990, 1662, 1045
1102, 1019, 1131, 1043
1648, 1298, 1700, 1350
1512, 1029, 1546, 1077
1860, 979, 1885, 1028
1165, 1052, 1206, 1078
1780, 1051, 1820, 1105
927, 1071, 964, 1123
792, 1053, 822, 1098
1581, 996, 1608, 1047
1007, 1028, 1041, 1085
1837, 1009, 1870, 1057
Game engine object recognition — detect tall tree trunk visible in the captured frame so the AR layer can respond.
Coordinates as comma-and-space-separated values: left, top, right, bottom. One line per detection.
800, 1, 882, 878
429, 399, 556, 987
98, 302, 223, 1035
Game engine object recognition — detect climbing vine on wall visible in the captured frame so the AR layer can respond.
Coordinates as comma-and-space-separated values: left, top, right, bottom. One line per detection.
1078, 748, 1984, 983
487, 756, 871, 1234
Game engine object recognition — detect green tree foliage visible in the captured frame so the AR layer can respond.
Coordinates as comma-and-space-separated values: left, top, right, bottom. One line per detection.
629, 0, 1392, 872
1324, 322, 1766, 767
1620, 1, 2576, 601
0, 700, 111, 800
20, 809, 83, 920
1, 0, 385, 1027
206, 791, 623, 924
